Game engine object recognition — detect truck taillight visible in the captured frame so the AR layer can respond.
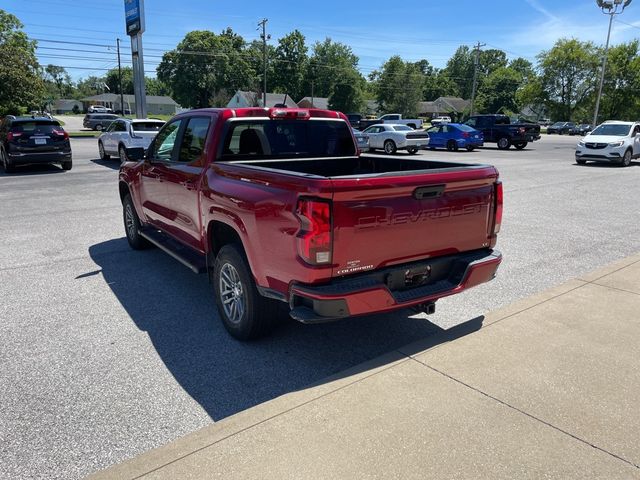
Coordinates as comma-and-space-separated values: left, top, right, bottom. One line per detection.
295, 198, 332, 265
7, 132, 22, 142
493, 181, 503, 234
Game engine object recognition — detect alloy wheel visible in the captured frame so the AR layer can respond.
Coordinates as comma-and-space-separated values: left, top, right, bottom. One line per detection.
219, 263, 246, 325
125, 204, 136, 239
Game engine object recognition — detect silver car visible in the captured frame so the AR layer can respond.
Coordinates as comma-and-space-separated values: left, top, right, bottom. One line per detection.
362, 124, 429, 154
352, 128, 370, 152
98, 118, 165, 162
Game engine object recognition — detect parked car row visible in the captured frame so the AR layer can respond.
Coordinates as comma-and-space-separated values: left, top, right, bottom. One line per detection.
546, 122, 592, 135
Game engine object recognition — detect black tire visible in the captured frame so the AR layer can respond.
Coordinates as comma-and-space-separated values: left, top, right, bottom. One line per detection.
621, 148, 632, 167
384, 140, 397, 154
61, 160, 72, 171
123, 194, 151, 250
1, 148, 15, 173
514, 142, 527, 150
407, 147, 418, 154
466, 145, 475, 152
497, 137, 511, 150
95, 124, 103, 132
446, 140, 458, 152
576, 158, 587, 165
98, 141, 110, 160
213, 244, 280, 340
118, 144, 128, 164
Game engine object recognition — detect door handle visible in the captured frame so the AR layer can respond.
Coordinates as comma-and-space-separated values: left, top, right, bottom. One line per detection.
180, 180, 197, 191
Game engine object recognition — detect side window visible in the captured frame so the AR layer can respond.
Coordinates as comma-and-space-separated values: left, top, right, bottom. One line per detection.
634, 125, 640, 136
115, 121, 127, 132
150, 119, 183, 161
426, 126, 439, 134
105, 122, 116, 133
441, 125, 449, 133
476, 117, 490, 129
178, 117, 211, 163
465, 118, 476, 128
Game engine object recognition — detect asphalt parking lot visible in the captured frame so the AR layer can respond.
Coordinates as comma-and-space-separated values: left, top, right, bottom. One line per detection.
1, 135, 640, 479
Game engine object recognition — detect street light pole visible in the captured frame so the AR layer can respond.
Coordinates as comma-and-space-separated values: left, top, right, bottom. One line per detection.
592, 0, 632, 127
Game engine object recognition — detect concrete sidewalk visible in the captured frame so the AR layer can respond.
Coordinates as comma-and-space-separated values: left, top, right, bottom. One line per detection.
90, 253, 640, 479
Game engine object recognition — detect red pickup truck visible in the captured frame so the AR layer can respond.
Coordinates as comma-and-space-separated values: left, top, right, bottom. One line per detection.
119, 107, 503, 340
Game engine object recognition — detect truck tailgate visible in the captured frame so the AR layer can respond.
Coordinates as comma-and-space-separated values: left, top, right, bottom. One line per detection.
330, 165, 498, 277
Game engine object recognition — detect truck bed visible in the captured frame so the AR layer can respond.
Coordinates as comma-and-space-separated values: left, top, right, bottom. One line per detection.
217, 155, 499, 277
224, 155, 484, 178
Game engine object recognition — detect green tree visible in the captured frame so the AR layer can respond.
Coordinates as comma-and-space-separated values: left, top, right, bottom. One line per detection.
44, 65, 72, 97
423, 71, 459, 100
272, 30, 307, 100
157, 29, 255, 108
105, 66, 133, 94
599, 40, 640, 121
373, 56, 423, 116
537, 38, 599, 120
478, 49, 508, 77
246, 40, 276, 97
145, 77, 170, 96
75, 75, 106, 98
443, 46, 474, 99
0, 10, 44, 114
306, 39, 360, 98
476, 67, 522, 113
105, 67, 170, 96
328, 69, 365, 113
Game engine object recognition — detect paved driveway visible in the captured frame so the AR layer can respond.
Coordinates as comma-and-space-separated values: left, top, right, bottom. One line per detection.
1, 135, 639, 479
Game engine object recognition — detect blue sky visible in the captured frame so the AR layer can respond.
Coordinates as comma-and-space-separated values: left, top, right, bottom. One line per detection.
4, 0, 640, 81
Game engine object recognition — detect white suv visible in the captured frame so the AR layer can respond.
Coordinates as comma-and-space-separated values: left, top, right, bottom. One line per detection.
98, 118, 165, 163
575, 121, 640, 167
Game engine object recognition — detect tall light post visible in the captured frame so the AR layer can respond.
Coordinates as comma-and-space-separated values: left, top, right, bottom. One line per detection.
592, 0, 632, 127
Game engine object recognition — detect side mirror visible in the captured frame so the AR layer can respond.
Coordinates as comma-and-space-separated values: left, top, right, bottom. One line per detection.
125, 147, 145, 161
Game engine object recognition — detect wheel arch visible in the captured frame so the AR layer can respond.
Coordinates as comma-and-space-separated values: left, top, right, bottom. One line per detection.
119, 181, 133, 204
208, 220, 246, 258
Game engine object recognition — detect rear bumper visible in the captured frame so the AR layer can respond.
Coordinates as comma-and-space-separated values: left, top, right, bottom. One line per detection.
401, 138, 430, 149
8, 150, 71, 164
289, 249, 502, 323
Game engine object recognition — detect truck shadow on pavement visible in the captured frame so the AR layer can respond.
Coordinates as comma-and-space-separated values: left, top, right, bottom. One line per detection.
89, 238, 484, 421
90, 158, 121, 170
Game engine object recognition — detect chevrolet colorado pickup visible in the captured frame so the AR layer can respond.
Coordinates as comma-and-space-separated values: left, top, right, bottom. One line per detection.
464, 114, 540, 150
119, 107, 503, 340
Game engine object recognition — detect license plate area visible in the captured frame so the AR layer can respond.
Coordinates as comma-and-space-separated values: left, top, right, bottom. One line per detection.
34, 137, 48, 145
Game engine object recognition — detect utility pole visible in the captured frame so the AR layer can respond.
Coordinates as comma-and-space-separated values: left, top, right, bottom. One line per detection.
470, 42, 485, 116
258, 18, 270, 107
592, 0, 632, 127
117, 38, 125, 115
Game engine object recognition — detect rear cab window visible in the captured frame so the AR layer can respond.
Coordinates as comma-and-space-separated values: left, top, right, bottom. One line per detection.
221, 119, 356, 160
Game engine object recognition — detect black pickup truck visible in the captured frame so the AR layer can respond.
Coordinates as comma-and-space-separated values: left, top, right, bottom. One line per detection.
464, 115, 541, 150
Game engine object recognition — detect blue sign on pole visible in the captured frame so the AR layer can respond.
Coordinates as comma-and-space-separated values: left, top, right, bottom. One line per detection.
124, 0, 145, 36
